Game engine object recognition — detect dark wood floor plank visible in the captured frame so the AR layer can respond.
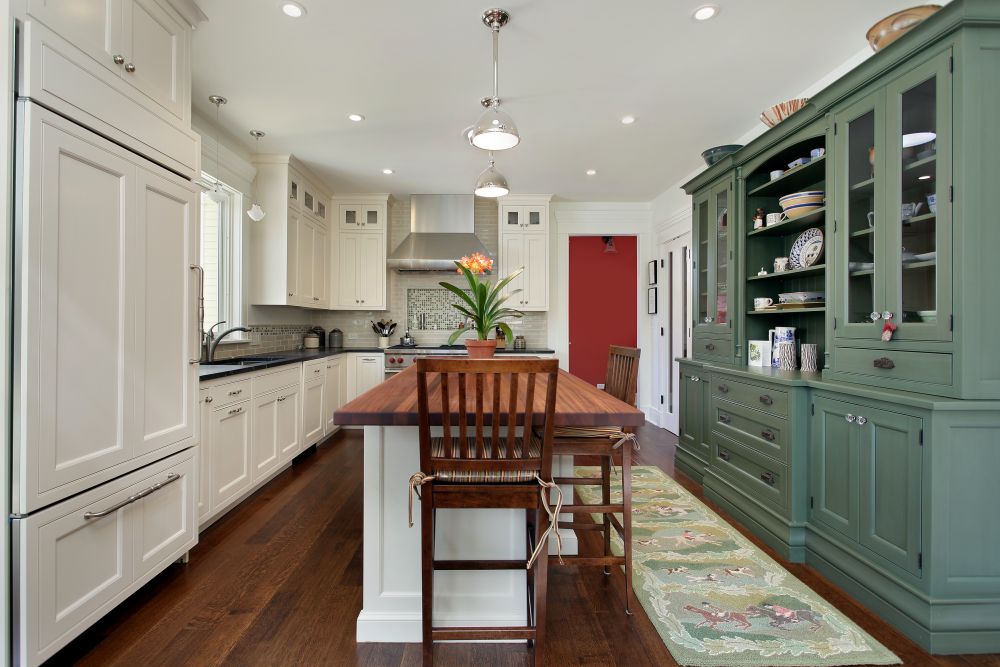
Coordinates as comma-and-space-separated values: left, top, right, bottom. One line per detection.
50, 424, 1000, 667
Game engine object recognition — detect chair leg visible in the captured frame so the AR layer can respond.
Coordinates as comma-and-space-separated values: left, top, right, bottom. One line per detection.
421, 486, 435, 666
601, 457, 611, 575
532, 506, 550, 666
525, 508, 535, 648
622, 444, 634, 616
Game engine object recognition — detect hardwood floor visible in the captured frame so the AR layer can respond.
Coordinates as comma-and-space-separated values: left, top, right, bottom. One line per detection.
50, 424, 999, 667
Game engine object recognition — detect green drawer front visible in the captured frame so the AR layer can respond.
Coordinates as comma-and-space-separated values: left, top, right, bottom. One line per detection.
693, 335, 732, 363
711, 434, 788, 512
711, 398, 788, 463
834, 347, 952, 387
711, 374, 789, 418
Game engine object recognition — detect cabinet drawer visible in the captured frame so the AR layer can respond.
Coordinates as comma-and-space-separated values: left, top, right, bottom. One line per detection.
693, 335, 732, 362
303, 358, 327, 380
712, 374, 788, 418
204, 377, 252, 409
711, 398, 788, 462
711, 435, 788, 512
834, 347, 952, 387
252, 365, 301, 396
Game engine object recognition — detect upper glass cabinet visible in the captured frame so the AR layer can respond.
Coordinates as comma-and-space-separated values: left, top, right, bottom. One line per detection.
693, 176, 732, 334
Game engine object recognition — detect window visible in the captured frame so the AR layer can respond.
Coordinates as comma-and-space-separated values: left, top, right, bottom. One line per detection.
200, 174, 245, 339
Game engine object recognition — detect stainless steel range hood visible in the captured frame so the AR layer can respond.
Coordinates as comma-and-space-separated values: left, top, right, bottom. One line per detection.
386, 194, 493, 271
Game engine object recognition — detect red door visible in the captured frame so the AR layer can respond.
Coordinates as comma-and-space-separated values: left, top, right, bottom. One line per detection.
569, 236, 638, 385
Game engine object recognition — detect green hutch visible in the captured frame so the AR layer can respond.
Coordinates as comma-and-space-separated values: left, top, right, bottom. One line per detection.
679, 0, 1000, 654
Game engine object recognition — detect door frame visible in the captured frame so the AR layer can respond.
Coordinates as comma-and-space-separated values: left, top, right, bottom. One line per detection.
657, 230, 693, 434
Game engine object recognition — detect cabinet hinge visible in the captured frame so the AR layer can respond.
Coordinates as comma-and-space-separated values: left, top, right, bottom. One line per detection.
660, 395, 665, 405
833, 219, 837, 232
811, 404, 815, 416
660, 327, 665, 336
660, 259, 665, 268
949, 185, 954, 202
833, 317, 838, 330
919, 429, 924, 446
810, 496, 814, 509
834, 122, 838, 135
918, 552, 923, 569
949, 314, 954, 331
949, 55, 954, 73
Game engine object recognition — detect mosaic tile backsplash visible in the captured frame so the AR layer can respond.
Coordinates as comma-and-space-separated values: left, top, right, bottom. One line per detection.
407, 288, 474, 331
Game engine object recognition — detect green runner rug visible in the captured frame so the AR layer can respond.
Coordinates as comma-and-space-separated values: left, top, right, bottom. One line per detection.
575, 465, 900, 666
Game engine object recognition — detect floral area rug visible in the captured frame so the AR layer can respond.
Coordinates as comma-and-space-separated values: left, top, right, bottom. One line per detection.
574, 465, 900, 666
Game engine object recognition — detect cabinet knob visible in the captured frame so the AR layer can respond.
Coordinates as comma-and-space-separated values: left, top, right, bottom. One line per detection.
124, 62, 136, 73
113, 54, 126, 65
690, 375, 700, 383
704, 316, 714, 323
758, 394, 773, 406
717, 384, 729, 393
873, 356, 895, 370
856, 416, 868, 425
288, 292, 294, 297
705, 343, 716, 351
718, 449, 732, 462
870, 311, 882, 321
760, 471, 777, 486
205, 396, 213, 403
881, 311, 894, 321
761, 429, 776, 442
845, 413, 856, 423
718, 413, 731, 424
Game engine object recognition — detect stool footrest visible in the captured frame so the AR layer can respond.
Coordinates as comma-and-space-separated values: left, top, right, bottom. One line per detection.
432, 627, 536, 641
553, 476, 604, 485
434, 559, 527, 570
562, 503, 622, 514
558, 521, 605, 531
556, 555, 625, 567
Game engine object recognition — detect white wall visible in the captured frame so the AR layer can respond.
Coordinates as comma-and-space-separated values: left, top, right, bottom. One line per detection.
1, 4, 12, 663
547, 202, 656, 414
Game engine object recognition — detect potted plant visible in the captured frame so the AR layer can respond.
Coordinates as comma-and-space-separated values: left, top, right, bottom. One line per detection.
440, 253, 523, 359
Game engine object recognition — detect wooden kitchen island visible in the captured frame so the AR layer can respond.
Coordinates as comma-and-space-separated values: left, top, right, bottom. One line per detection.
335, 364, 644, 642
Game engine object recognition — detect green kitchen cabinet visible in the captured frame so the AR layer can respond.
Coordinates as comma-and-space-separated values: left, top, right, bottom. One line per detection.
677, 360, 710, 482
691, 174, 736, 364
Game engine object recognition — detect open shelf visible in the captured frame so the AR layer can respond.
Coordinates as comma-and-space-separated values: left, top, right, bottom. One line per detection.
850, 228, 875, 238
904, 212, 936, 225
904, 154, 937, 172
747, 207, 825, 237
903, 259, 936, 270
747, 155, 826, 198
747, 306, 826, 315
849, 268, 875, 277
851, 178, 875, 193
747, 264, 825, 281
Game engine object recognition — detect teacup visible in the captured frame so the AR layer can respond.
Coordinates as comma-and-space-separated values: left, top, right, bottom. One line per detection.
926, 193, 937, 214
754, 297, 774, 310
810, 148, 826, 159
766, 212, 783, 226
774, 257, 790, 272
867, 211, 875, 228
770, 169, 784, 181
901, 202, 924, 219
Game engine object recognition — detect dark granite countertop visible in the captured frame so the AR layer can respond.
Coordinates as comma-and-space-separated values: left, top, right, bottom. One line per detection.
199, 347, 385, 382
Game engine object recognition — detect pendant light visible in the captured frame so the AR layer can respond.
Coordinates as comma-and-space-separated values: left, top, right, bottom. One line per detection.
247, 130, 266, 222
474, 152, 509, 198
207, 95, 227, 192
471, 9, 519, 151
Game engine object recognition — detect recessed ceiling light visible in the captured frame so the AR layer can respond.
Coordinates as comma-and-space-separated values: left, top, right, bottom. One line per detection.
586, 169, 597, 176
347, 113, 365, 122
692, 5, 719, 21
382, 169, 394, 175
620, 115, 636, 125
281, 2, 306, 18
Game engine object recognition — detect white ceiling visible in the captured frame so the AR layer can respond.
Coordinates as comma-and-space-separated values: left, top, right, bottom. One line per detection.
191, 0, 923, 201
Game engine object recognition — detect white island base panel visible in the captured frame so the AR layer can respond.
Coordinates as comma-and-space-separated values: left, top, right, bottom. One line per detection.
357, 425, 579, 642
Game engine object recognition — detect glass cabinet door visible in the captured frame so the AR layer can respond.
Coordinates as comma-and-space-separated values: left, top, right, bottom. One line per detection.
712, 181, 730, 329
834, 91, 886, 338
885, 51, 952, 341
693, 192, 712, 331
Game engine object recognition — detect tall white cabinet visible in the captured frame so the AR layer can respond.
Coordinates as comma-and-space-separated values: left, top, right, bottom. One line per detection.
331, 195, 388, 310
498, 195, 551, 311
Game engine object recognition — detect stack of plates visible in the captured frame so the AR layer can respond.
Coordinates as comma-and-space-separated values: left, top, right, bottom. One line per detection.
789, 227, 824, 268
779, 291, 825, 303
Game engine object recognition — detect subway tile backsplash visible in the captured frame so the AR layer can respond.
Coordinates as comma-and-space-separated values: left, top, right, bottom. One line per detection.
220, 196, 547, 356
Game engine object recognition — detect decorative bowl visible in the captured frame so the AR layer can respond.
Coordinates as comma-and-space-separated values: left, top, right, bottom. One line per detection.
779, 191, 825, 208
782, 203, 823, 220
866, 5, 941, 52
701, 144, 743, 166
760, 98, 810, 128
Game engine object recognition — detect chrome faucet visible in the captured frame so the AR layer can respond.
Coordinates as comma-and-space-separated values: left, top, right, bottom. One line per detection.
208, 325, 252, 363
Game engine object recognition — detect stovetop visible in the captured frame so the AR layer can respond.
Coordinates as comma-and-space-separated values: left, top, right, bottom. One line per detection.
388, 344, 466, 351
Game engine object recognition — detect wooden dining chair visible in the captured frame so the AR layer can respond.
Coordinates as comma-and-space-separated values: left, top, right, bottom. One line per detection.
409, 357, 561, 667
551, 345, 640, 614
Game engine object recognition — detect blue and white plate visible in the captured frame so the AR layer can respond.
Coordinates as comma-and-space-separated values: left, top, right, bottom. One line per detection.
789, 227, 824, 269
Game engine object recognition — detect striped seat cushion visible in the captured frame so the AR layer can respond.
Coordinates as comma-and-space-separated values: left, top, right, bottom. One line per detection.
430, 436, 541, 483
551, 426, 626, 439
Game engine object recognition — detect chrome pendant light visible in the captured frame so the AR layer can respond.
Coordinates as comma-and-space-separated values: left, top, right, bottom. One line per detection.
474, 152, 510, 198
247, 130, 266, 222
208, 94, 227, 192
471, 9, 519, 151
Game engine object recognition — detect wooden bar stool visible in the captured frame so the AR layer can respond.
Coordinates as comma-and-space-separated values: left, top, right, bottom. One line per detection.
551, 345, 640, 614
408, 358, 561, 667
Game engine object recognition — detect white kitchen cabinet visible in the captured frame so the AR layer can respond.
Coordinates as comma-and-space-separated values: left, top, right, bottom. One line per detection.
197, 390, 210, 522
252, 382, 301, 481
339, 202, 385, 232
302, 361, 327, 446
14, 449, 197, 666
334, 230, 386, 309
324, 357, 347, 434
16, 0, 201, 177
207, 398, 252, 515
498, 196, 551, 312
12, 103, 198, 515
249, 156, 334, 310
355, 355, 385, 398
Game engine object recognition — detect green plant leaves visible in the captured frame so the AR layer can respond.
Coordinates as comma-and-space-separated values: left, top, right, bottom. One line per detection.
440, 260, 523, 343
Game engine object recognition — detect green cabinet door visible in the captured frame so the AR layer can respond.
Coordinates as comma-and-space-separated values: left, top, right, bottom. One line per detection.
693, 175, 736, 338
831, 89, 888, 340
883, 49, 953, 342
857, 404, 923, 575
692, 191, 713, 334
679, 370, 702, 454
809, 396, 860, 539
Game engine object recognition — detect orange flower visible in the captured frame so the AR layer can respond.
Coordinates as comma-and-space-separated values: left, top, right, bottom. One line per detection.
458, 252, 494, 275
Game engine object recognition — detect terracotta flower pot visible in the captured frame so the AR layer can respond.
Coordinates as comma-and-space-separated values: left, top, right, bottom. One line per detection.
465, 339, 498, 359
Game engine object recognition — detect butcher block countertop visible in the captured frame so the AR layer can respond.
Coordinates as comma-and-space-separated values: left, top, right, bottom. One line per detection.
335, 365, 644, 427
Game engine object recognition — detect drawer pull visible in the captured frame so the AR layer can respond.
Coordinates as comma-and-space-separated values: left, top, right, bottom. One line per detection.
856, 415, 867, 425
705, 343, 716, 351
689, 375, 700, 383
228, 407, 243, 416
84, 473, 181, 519
760, 430, 776, 442
759, 394, 773, 406
205, 396, 213, 403
760, 471, 777, 486
845, 413, 856, 423
873, 357, 895, 370
718, 449, 732, 462
718, 414, 732, 424
717, 383, 729, 393
228, 389, 243, 396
